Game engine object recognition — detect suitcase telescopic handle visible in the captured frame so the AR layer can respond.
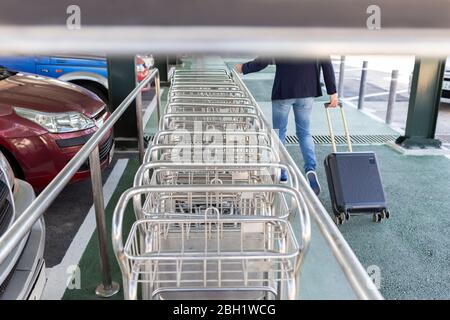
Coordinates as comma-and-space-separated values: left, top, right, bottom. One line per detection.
324, 102, 353, 152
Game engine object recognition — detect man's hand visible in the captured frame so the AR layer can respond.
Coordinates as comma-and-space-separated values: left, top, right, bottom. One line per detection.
234, 64, 243, 74
329, 93, 339, 108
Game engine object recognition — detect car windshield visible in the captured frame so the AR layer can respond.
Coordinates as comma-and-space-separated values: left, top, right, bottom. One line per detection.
0, 66, 16, 80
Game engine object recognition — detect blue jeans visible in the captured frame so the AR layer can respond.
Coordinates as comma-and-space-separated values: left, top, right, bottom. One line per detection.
272, 98, 316, 172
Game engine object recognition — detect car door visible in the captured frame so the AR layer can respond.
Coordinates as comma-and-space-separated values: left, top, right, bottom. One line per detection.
0, 56, 39, 74
35, 55, 107, 79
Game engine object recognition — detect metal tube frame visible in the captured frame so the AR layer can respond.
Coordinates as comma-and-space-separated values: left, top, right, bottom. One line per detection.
385, 70, 399, 125
135, 87, 146, 164
151, 130, 274, 147
165, 102, 259, 115
169, 96, 252, 105
357, 61, 368, 110
89, 146, 120, 297
112, 184, 310, 300
325, 102, 353, 153
338, 55, 345, 98
159, 112, 264, 131
144, 143, 281, 164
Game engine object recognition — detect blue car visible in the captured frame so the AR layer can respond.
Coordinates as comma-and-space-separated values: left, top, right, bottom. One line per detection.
0, 55, 151, 104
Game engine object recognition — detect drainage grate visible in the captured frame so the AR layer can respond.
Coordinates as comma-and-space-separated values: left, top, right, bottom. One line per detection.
290, 134, 399, 145
145, 134, 399, 145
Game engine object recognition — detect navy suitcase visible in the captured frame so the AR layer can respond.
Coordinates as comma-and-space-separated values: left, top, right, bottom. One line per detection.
323, 102, 389, 225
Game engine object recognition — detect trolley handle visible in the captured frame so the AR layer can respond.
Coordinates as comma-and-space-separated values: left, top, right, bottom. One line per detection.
144, 144, 281, 163
117, 185, 310, 252
324, 102, 352, 153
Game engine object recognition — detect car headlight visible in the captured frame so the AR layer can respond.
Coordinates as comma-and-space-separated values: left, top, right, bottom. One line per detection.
14, 107, 95, 133
0, 152, 15, 189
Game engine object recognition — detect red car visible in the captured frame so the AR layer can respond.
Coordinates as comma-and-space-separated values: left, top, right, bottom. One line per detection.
0, 67, 113, 190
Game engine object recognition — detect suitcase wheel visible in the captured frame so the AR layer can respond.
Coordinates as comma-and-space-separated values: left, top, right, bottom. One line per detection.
373, 212, 383, 223
334, 215, 344, 225
334, 212, 347, 225
381, 209, 390, 219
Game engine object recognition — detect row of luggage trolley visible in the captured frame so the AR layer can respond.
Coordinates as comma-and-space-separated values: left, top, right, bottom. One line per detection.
112, 69, 311, 300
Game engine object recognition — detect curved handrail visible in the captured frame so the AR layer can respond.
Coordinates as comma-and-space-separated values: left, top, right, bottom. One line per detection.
112, 184, 311, 290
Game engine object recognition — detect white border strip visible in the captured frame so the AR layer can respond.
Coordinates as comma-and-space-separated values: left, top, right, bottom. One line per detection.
343, 98, 450, 157
143, 88, 165, 127
344, 89, 408, 101
41, 158, 129, 300
341, 98, 404, 135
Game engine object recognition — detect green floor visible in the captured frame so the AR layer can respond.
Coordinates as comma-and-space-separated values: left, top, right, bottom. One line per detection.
289, 145, 450, 299
63, 56, 450, 300
62, 159, 139, 300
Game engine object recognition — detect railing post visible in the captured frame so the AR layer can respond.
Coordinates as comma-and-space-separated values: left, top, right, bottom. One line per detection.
338, 55, 345, 98
155, 71, 162, 123
408, 73, 413, 95
89, 146, 120, 297
135, 88, 145, 164
358, 61, 368, 110
386, 70, 399, 125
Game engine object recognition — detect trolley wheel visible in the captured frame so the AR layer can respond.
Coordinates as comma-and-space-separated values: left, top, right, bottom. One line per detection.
344, 212, 350, 221
384, 210, 390, 219
372, 212, 382, 223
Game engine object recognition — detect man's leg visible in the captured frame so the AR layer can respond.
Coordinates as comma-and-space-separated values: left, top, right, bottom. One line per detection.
272, 99, 293, 181
292, 97, 321, 195
292, 97, 316, 171
272, 99, 292, 144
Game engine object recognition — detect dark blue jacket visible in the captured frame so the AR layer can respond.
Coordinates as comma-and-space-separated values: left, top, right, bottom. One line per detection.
242, 58, 337, 100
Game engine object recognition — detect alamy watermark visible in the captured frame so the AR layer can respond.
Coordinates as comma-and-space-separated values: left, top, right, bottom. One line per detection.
66, 265, 81, 290
366, 5, 381, 30
367, 264, 382, 289
66, 5, 81, 30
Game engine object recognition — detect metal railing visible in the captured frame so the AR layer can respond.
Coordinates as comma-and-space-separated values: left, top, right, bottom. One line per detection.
0, 67, 161, 297
230, 69, 383, 300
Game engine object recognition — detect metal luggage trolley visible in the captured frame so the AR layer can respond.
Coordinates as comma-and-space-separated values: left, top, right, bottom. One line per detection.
165, 103, 258, 115
171, 73, 234, 85
159, 113, 264, 131
173, 69, 228, 74
132, 162, 302, 216
112, 67, 311, 300
151, 131, 274, 147
172, 79, 236, 85
169, 74, 246, 97
112, 185, 310, 300
170, 88, 246, 98
170, 84, 242, 91
143, 144, 280, 164
169, 96, 253, 105
134, 162, 298, 189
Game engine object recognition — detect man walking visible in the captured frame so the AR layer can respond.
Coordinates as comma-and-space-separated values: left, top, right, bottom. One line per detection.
235, 58, 338, 195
